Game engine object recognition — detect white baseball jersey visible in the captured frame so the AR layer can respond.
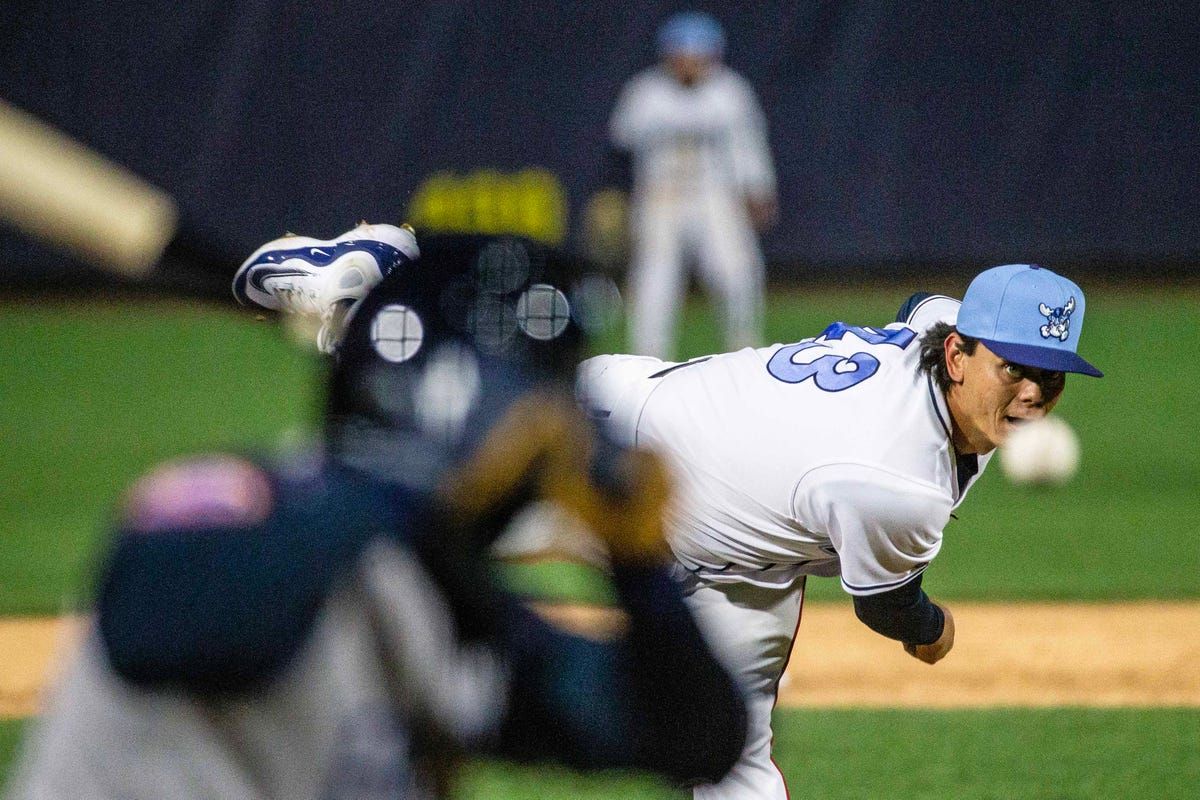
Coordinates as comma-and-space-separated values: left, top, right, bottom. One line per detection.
609, 64, 777, 358
580, 295, 991, 596
610, 65, 775, 198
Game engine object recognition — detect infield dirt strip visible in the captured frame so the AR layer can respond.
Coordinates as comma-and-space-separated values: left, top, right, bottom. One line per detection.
3, 602, 1200, 719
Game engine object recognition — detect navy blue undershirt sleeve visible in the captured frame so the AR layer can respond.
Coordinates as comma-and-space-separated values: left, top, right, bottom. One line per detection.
895, 291, 935, 323
491, 561, 746, 785
852, 572, 945, 645
609, 561, 747, 782
491, 602, 632, 768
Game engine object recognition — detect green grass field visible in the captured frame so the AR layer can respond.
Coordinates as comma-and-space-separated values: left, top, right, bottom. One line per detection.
6, 710, 1197, 799
1, 288, 1197, 796
460, 707, 1200, 799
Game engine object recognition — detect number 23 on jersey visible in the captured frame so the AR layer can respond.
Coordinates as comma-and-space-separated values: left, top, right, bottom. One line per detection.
766, 323, 916, 392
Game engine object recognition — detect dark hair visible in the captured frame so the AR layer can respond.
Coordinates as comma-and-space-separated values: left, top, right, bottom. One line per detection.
918, 322, 978, 393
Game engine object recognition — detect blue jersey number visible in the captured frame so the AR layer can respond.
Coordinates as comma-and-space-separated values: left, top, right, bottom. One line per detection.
767, 324, 916, 392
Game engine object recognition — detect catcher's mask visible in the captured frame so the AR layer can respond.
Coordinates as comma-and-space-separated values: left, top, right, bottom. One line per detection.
325, 234, 616, 528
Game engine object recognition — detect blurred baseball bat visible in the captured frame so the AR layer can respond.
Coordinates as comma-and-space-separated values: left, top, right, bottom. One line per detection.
0, 98, 180, 278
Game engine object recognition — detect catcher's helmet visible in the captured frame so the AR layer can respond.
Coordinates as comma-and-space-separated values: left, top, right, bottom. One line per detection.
325, 233, 610, 492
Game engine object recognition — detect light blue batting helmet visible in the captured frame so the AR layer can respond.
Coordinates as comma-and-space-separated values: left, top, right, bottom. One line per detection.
657, 12, 725, 58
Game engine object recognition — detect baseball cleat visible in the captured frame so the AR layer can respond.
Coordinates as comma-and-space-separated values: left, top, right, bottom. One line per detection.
232, 222, 419, 352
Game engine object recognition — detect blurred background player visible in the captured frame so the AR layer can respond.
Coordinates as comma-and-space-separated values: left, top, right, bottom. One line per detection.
5, 235, 747, 799
576, 264, 1102, 799
607, 11, 778, 358
233, 221, 420, 353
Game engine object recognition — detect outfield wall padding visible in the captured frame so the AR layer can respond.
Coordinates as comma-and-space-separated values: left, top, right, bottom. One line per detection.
1, 1, 1196, 286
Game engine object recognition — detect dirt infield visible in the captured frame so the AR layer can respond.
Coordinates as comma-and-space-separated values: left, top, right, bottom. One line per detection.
4, 602, 1200, 719
0, 616, 85, 720
779, 601, 1200, 708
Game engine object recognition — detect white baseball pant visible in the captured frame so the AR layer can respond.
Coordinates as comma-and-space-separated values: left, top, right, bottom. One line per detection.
577, 354, 806, 800
627, 187, 764, 359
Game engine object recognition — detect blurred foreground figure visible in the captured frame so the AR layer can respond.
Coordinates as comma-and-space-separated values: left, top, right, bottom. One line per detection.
6, 236, 746, 799
609, 11, 777, 358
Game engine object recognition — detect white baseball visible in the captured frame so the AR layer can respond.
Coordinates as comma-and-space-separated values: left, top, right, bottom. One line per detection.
1000, 416, 1081, 485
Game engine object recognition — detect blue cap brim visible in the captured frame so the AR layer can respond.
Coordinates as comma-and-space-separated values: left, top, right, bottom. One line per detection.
980, 339, 1103, 377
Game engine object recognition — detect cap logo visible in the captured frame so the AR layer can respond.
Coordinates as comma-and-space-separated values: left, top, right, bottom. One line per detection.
1038, 296, 1076, 342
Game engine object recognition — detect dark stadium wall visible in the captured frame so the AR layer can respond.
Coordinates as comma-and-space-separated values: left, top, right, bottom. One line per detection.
1, 0, 1197, 289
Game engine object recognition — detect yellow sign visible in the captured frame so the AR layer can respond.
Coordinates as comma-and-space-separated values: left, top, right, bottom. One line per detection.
406, 168, 568, 245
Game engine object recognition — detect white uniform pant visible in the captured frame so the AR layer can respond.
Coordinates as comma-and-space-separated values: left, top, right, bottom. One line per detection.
677, 570, 806, 800
628, 187, 765, 358
578, 354, 806, 799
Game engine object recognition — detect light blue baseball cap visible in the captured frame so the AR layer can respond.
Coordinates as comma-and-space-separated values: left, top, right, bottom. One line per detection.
956, 263, 1103, 377
657, 12, 725, 58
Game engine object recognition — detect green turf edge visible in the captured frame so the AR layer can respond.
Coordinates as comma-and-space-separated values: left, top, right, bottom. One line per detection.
6, 709, 1196, 799
496, 561, 617, 606
768, 706, 1200, 800
0, 719, 24, 791
455, 760, 686, 800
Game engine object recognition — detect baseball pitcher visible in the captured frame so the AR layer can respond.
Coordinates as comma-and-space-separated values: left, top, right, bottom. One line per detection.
577, 264, 1103, 799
